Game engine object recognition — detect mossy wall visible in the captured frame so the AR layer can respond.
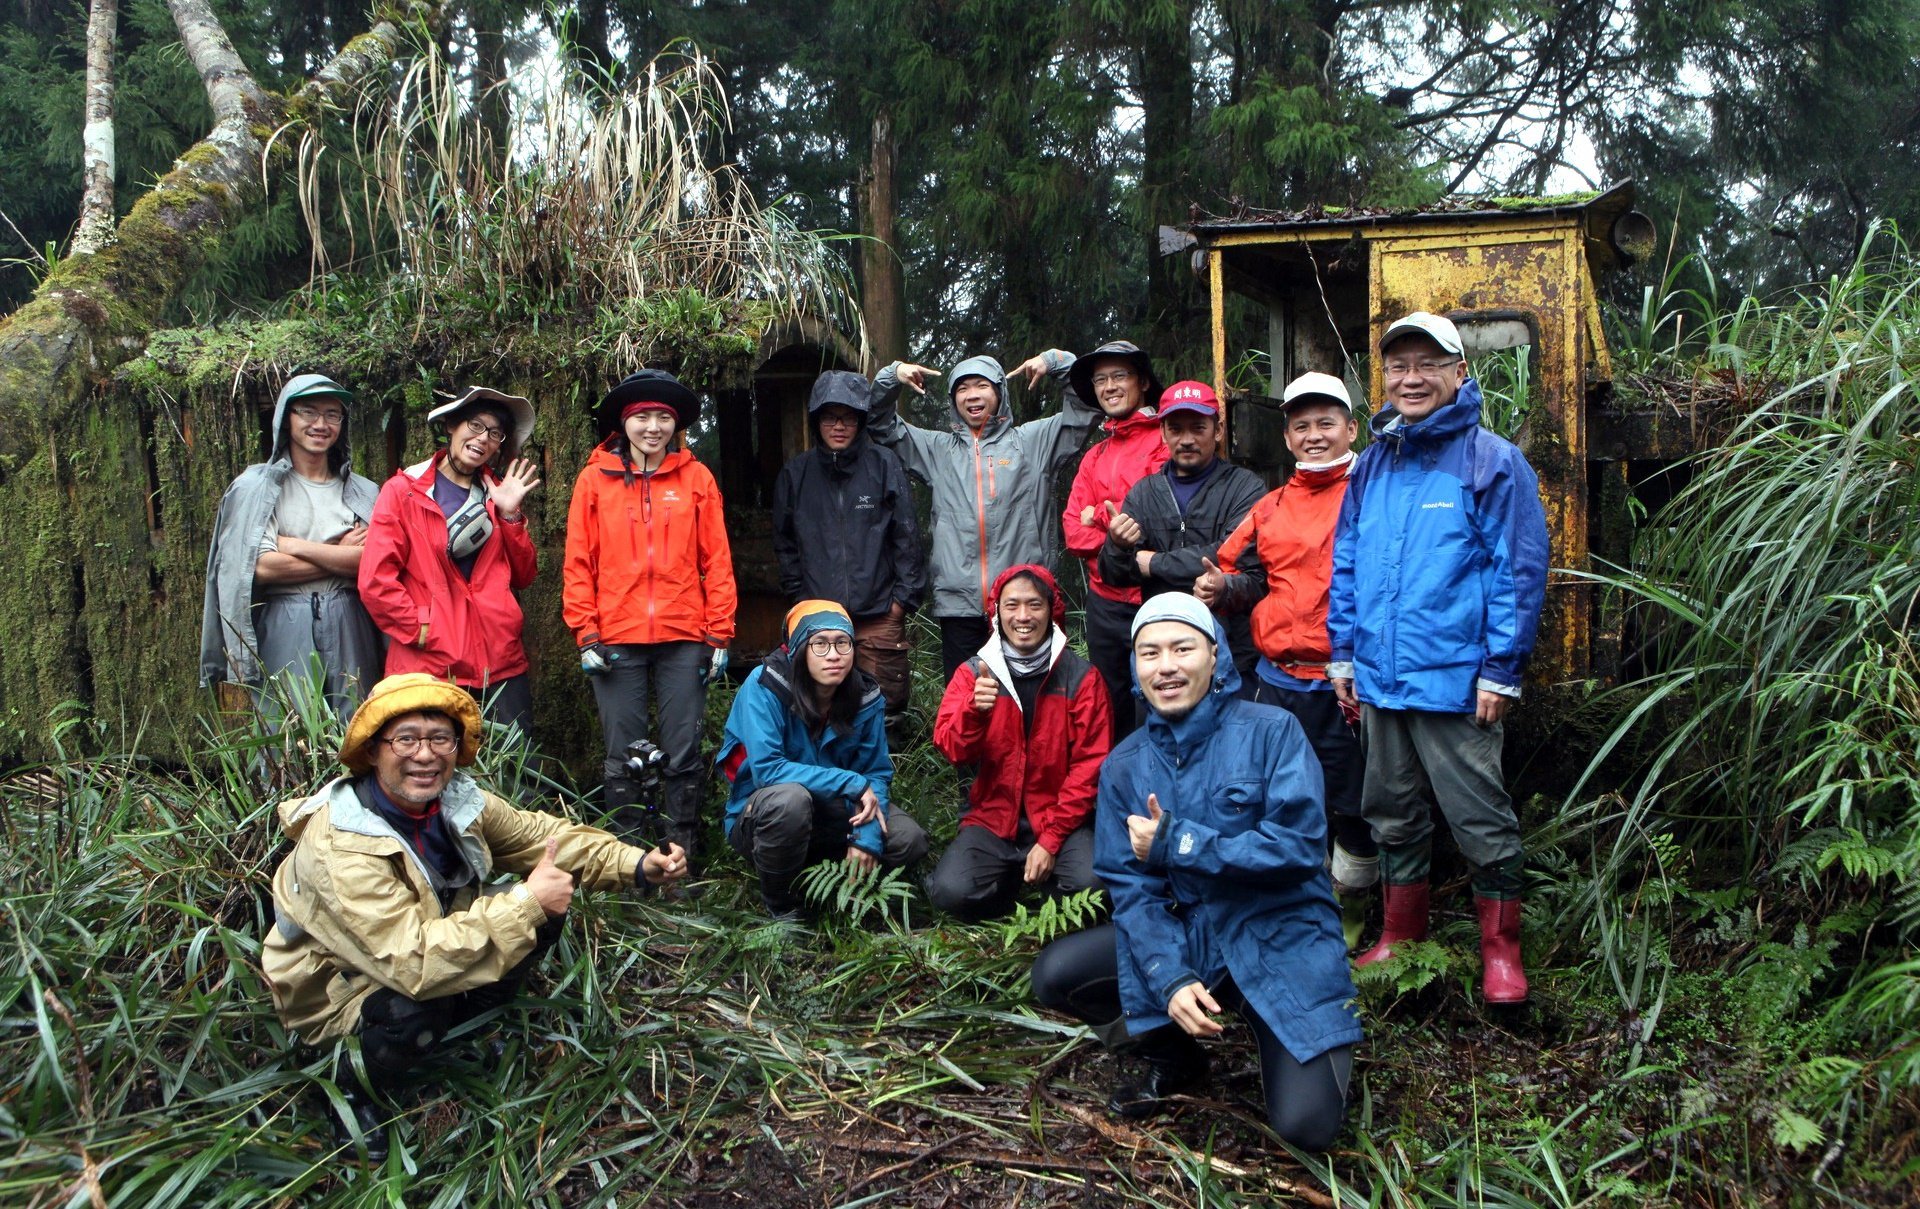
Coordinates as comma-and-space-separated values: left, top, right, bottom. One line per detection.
0, 307, 761, 775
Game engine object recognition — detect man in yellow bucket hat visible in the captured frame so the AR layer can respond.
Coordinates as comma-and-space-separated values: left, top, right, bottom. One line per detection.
262, 672, 687, 1159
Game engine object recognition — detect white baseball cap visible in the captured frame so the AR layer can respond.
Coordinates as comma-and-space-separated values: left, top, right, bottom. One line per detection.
1380, 311, 1464, 357
1280, 371, 1354, 413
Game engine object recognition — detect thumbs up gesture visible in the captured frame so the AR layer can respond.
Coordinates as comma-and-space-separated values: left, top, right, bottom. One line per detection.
526, 837, 576, 917
1127, 793, 1165, 861
1193, 556, 1227, 606
973, 668, 1002, 714
1105, 501, 1142, 549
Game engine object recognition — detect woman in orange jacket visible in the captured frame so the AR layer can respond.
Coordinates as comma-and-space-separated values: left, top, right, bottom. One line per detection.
563, 370, 736, 864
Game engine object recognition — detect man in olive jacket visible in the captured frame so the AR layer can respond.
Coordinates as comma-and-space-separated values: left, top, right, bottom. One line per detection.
263, 673, 686, 1158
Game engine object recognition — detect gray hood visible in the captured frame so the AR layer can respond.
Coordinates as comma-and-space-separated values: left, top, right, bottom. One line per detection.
947, 355, 1012, 436
270, 373, 358, 477
201, 373, 378, 687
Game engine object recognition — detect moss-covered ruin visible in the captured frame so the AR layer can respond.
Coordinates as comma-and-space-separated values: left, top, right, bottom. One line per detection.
0, 295, 800, 773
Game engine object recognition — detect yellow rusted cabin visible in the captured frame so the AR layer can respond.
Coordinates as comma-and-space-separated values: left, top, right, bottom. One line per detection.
1188, 182, 1656, 687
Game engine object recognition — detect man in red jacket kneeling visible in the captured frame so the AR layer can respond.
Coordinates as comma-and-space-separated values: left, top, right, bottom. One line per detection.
926, 565, 1114, 921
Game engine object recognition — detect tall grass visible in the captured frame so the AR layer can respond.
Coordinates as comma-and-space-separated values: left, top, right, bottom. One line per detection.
292, 42, 865, 367
1568, 221, 1920, 1154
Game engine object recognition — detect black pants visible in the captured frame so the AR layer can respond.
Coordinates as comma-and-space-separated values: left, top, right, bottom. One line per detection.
467, 673, 534, 737
1245, 680, 1376, 857
1083, 592, 1141, 742
727, 782, 931, 912
939, 614, 994, 682
1030, 923, 1352, 1151
351, 914, 564, 1090
924, 823, 1100, 921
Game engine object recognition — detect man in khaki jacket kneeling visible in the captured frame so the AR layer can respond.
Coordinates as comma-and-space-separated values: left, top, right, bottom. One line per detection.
263, 672, 686, 1158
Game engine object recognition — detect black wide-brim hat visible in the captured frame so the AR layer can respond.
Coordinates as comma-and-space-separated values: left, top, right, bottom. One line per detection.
597, 369, 702, 438
1069, 340, 1163, 408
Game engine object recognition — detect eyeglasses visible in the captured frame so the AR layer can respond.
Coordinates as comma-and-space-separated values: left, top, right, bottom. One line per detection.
381, 732, 459, 756
462, 417, 507, 443
291, 405, 345, 425
1090, 371, 1135, 388
1383, 358, 1461, 380
806, 636, 854, 656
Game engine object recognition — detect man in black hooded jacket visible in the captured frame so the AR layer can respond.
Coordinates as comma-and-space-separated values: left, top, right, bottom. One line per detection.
773, 371, 930, 721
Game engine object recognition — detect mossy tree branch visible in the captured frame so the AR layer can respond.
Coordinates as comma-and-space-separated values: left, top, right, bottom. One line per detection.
0, 1, 442, 729
0, 2, 443, 460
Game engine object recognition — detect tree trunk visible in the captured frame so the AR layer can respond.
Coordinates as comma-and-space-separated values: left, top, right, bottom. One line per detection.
1137, 0, 1197, 365
0, 0, 444, 727
860, 109, 907, 368
73, 0, 118, 257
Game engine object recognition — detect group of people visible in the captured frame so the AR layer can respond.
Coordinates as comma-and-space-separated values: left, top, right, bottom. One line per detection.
215, 309, 1548, 1158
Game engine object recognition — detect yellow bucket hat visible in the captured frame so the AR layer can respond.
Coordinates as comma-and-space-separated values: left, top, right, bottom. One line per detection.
339, 673, 484, 774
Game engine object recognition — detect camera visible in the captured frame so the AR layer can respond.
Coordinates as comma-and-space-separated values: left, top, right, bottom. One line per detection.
622, 738, 667, 791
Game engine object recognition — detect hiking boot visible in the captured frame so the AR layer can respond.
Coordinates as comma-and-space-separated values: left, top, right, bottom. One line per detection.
336, 1085, 390, 1163
1107, 1031, 1209, 1120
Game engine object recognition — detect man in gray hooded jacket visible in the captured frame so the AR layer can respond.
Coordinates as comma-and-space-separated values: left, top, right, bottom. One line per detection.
200, 373, 385, 719
867, 349, 1098, 679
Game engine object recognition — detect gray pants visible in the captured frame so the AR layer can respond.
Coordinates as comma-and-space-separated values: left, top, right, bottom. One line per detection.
255, 590, 384, 721
1360, 705, 1521, 873
589, 641, 708, 782
925, 822, 1099, 921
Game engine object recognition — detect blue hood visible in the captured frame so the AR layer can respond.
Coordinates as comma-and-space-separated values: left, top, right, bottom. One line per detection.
1370, 377, 1485, 447
1132, 611, 1242, 744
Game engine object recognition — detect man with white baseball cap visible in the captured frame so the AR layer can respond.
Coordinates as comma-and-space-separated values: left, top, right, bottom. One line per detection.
1326, 310, 1549, 1003
1197, 370, 1376, 946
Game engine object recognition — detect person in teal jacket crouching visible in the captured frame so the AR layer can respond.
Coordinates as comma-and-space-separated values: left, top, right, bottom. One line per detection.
1030, 592, 1360, 1150
719, 600, 930, 917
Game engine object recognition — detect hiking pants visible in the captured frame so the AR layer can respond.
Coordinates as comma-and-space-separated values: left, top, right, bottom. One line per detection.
1359, 705, 1521, 872
924, 822, 1099, 921
1247, 682, 1375, 857
1084, 592, 1141, 741
256, 589, 384, 721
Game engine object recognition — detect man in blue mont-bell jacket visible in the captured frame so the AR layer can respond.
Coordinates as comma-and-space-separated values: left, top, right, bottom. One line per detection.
1030, 593, 1360, 1151
1327, 311, 1549, 1004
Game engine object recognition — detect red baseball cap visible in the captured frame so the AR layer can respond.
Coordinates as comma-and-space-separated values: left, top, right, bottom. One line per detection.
1158, 380, 1220, 420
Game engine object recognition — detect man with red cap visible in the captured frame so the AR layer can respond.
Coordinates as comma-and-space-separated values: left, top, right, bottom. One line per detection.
926, 564, 1113, 920
1098, 381, 1265, 684
1061, 341, 1168, 741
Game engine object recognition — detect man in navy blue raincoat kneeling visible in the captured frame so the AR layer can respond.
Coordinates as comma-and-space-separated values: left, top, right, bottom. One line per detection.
1030, 593, 1360, 1150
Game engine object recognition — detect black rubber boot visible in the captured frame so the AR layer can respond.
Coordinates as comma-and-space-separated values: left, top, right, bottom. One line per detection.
1107, 1027, 1210, 1120
332, 1051, 398, 1163
662, 774, 706, 872
601, 772, 654, 846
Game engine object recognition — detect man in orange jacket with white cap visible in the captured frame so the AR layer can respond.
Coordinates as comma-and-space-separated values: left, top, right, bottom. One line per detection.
1197, 372, 1378, 945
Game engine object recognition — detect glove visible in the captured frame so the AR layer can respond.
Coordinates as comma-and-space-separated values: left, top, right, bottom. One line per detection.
700, 646, 730, 687
580, 642, 615, 675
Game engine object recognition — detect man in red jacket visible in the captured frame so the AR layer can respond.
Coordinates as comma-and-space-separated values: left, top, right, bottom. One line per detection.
1197, 372, 1378, 945
1061, 341, 1166, 740
926, 564, 1113, 920
359, 387, 543, 736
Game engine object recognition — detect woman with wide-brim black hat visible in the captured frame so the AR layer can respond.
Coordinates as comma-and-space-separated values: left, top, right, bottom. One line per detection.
562, 369, 737, 868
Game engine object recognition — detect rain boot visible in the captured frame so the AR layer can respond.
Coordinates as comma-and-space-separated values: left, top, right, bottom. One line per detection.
756, 857, 809, 920
662, 774, 706, 871
1107, 1027, 1210, 1120
1475, 896, 1529, 1003
1330, 840, 1379, 952
1472, 853, 1528, 1003
601, 771, 652, 846
1355, 841, 1430, 967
